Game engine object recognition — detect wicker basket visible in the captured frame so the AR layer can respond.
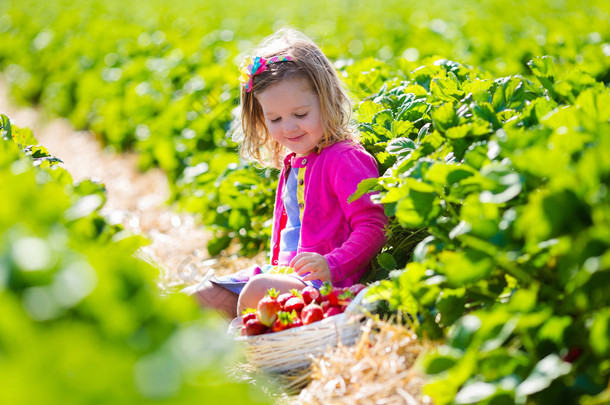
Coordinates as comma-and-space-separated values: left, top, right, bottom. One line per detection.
230, 289, 367, 374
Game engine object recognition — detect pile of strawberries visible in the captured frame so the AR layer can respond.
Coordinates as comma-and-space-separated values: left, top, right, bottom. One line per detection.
241, 282, 366, 336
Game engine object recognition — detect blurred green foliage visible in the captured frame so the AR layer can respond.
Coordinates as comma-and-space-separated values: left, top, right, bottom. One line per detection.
0, 115, 269, 403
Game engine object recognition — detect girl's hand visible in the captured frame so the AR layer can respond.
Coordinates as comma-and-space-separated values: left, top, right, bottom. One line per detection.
290, 252, 331, 282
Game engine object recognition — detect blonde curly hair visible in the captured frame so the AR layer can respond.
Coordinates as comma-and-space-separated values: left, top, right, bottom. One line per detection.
233, 27, 357, 168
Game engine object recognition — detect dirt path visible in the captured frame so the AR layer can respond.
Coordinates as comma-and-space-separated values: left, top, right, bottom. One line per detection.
0, 78, 264, 289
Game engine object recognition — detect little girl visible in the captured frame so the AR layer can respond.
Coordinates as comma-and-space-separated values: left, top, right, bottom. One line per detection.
189, 28, 387, 318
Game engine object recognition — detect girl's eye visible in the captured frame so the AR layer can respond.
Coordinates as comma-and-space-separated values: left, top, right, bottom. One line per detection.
295, 113, 308, 119
270, 117, 281, 123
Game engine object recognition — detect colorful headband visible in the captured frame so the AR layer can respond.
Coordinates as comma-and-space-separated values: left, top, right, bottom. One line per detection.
239, 55, 292, 92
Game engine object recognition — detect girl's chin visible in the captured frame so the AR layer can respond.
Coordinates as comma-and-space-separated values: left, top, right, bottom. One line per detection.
284, 145, 314, 157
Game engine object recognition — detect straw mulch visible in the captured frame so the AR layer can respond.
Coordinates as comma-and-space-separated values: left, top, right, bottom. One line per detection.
292, 319, 431, 405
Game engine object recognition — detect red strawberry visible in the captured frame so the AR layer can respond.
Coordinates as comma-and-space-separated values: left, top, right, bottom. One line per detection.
334, 286, 348, 295
301, 286, 320, 305
284, 296, 305, 314
563, 346, 582, 363
241, 308, 258, 323
257, 288, 281, 327
348, 283, 367, 296
320, 300, 332, 313
301, 303, 324, 325
338, 290, 355, 306
277, 292, 293, 308
320, 282, 339, 306
324, 306, 342, 318
271, 310, 294, 333
291, 316, 303, 328
245, 318, 268, 336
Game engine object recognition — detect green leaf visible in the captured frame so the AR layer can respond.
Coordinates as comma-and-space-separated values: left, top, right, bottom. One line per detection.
432, 102, 458, 133
516, 354, 571, 397
377, 252, 397, 271
431, 73, 464, 102
537, 316, 572, 346
386, 137, 416, 156
355, 100, 384, 123
479, 164, 523, 204
425, 163, 476, 188
462, 79, 494, 102
455, 381, 497, 404
436, 289, 467, 327
425, 351, 460, 375
373, 109, 394, 130
449, 314, 483, 350
395, 188, 440, 228
390, 120, 416, 138
207, 234, 231, 256
492, 76, 526, 111
590, 308, 610, 357
527, 56, 556, 81
445, 121, 491, 139
0, 114, 12, 140
472, 102, 501, 129
348, 177, 379, 203
439, 249, 494, 286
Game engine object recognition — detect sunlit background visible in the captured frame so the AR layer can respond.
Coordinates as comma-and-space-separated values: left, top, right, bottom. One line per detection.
0, 0, 609, 403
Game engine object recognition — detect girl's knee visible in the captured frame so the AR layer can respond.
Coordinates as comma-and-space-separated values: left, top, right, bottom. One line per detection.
237, 275, 269, 312
237, 274, 306, 313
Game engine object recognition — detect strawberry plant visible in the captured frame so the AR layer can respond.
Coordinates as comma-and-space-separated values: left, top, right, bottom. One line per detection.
354, 56, 610, 403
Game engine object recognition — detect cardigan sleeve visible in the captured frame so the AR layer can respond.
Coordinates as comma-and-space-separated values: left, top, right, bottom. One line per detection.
323, 146, 388, 284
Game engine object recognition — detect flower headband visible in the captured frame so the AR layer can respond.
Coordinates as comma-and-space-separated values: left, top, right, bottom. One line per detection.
239, 55, 292, 92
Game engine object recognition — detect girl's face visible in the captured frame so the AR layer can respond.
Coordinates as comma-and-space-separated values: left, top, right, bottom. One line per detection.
257, 77, 324, 157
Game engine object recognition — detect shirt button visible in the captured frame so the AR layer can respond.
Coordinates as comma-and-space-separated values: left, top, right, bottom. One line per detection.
272, 259, 278, 265
298, 179, 304, 186
301, 158, 308, 165
299, 202, 304, 209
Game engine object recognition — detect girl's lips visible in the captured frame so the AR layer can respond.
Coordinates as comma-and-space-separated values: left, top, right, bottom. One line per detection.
286, 134, 305, 142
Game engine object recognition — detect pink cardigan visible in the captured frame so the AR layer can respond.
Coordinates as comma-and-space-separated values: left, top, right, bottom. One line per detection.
270, 140, 388, 287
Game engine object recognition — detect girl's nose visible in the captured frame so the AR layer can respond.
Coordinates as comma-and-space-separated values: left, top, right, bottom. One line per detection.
282, 120, 298, 133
